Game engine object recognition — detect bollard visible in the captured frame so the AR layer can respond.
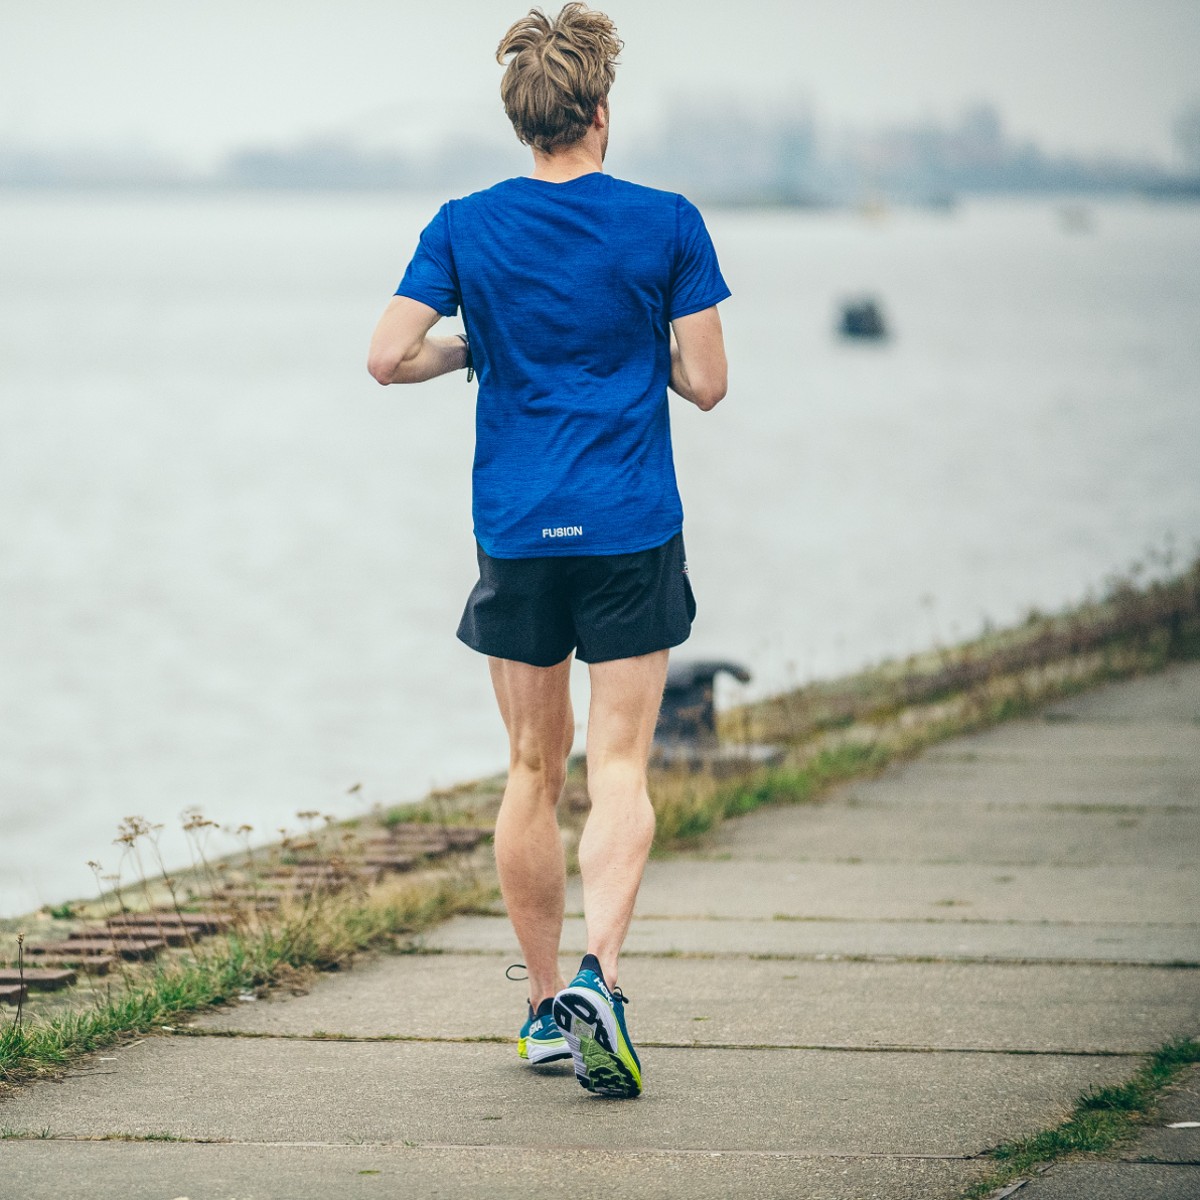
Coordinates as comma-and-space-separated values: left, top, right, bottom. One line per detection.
656, 659, 752, 747
653, 659, 782, 773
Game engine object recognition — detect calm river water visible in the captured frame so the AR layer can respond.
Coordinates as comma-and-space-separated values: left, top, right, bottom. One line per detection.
2, 190, 1198, 915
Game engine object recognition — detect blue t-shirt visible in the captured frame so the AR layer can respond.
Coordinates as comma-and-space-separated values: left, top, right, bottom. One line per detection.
395, 172, 730, 558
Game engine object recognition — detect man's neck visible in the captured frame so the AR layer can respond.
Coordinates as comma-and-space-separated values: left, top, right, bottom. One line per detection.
530, 136, 604, 183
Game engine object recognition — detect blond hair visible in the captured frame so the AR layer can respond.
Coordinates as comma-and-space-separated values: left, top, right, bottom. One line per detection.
496, 4, 622, 153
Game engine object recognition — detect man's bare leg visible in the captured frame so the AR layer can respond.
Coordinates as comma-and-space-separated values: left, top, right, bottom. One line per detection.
578, 649, 669, 988
489, 654, 574, 1009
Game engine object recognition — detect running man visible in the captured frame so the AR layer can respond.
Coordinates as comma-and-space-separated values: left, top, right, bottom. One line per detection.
368, 3, 729, 1099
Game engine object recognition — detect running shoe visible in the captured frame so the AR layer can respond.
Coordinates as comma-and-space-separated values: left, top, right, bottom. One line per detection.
552, 954, 642, 1098
518, 997, 571, 1065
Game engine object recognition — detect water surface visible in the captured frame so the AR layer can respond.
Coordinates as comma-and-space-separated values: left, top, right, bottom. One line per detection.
2, 191, 1198, 915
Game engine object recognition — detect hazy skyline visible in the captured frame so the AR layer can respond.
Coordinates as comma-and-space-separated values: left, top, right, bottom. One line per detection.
3, 0, 1199, 168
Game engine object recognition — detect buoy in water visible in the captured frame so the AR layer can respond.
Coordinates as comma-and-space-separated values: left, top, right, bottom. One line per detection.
839, 298, 889, 340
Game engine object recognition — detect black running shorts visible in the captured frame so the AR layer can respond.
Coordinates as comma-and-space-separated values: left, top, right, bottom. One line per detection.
456, 532, 696, 667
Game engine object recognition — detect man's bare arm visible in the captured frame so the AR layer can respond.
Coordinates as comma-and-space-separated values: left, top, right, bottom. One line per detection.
669, 306, 727, 411
368, 296, 469, 385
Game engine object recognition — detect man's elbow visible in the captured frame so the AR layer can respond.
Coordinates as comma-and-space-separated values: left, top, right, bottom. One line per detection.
367, 351, 396, 385
693, 376, 727, 411
368, 349, 416, 386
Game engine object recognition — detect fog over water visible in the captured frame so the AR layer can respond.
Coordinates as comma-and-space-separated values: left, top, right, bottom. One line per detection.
4, 0, 1199, 164
1, 191, 1199, 916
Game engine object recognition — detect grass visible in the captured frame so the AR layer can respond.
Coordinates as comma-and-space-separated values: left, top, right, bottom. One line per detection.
0, 873, 491, 1095
728, 551, 1200, 748
380, 778, 506, 830
962, 1038, 1200, 1199
648, 742, 892, 847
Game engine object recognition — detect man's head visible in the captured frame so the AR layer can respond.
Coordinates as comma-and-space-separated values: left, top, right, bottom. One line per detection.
496, 4, 622, 156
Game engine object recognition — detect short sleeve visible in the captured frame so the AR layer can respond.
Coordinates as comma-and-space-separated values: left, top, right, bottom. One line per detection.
395, 204, 460, 317
669, 196, 731, 320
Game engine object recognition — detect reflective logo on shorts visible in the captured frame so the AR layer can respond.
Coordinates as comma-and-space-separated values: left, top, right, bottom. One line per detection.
542, 526, 583, 538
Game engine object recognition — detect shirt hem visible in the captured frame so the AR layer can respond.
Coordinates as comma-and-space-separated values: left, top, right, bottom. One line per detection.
669, 287, 732, 321
475, 525, 682, 560
393, 286, 458, 318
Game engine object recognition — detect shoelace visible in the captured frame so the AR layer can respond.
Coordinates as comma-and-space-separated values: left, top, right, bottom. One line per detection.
510, 960, 631, 1007
507, 963, 541, 1023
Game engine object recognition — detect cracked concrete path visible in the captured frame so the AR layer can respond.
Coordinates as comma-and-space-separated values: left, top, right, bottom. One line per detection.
1013, 1062, 1200, 1198
2, 663, 1199, 1199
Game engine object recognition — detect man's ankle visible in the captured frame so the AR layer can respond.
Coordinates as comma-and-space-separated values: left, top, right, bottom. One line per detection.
581, 951, 617, 988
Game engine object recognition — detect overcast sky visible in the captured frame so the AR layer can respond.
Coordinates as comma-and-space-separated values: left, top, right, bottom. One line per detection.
3, 0, 1198, 167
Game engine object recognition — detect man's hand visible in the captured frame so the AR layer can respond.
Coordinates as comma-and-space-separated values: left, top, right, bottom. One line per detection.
368, 296, 469, 384
669, 307, 727, 411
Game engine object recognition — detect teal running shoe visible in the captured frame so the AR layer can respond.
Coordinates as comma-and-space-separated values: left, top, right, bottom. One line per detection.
552, 954, 642, 1098
518, 997, 571, 1066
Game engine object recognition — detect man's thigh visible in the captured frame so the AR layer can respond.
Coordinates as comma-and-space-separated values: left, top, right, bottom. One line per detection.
488, 654, 574, 761
586, 650, 670, 769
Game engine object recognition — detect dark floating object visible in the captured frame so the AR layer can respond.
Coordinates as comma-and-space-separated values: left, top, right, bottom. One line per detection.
654, 659, 783, 773
839, 297, 889, 340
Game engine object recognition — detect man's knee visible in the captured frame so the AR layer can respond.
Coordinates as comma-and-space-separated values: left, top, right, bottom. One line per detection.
508, 743, 568, 800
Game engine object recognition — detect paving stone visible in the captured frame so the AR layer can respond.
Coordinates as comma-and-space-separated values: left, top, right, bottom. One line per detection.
2, 953, 114, 975
0, 1036, 1135, 1157
86, 923, 192, 947
570, 860, 1199, 924
24, 937, 164, 961
199, 952, 1199, 1055
0, 1141, 991, 1200
421, 913, 1200, 966
0, 967, 76, 991
1015, 1162, 1200, 1198
106, 911, 228, 934
706, 800, 1200, 867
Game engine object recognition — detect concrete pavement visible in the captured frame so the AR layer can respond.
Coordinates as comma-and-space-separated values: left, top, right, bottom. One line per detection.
2, 663, 1198, 1199
1011, 1062, 1200, 1198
